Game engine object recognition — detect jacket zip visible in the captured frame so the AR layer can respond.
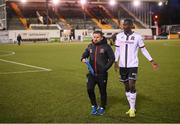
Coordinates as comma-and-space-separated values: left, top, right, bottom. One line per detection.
94, 46, 98, 74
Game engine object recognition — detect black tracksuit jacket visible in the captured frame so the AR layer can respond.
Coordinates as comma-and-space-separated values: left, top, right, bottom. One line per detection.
81, 38, 115, 75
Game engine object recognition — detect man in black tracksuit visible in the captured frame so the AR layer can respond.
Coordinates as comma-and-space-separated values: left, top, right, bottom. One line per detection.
81, 31, 115, 115
17, 34, 22, 46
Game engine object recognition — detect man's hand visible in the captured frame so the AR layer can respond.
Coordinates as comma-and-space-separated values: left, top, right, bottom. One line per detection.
81, 58, 86, 63
83, 58, 95, 75
114, 62, 119, 72
150, 60, 159, 71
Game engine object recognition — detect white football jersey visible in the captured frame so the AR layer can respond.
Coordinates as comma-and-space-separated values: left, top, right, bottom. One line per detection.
115, 31, 145, 68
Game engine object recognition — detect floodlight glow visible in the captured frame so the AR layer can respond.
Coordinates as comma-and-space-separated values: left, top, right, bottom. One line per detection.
21, 0, 26, 3
52, 0, 60, 5
109, 0, 116, 6
158, 1, 163, 6
80, 0, 87, 5
133, 0, 141, 7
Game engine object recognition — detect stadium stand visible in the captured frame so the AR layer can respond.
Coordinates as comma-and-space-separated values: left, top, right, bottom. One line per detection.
29, 24, 61, 30
170, 25, 180, 34
6, 3, 26, 30
57, 3, 98, 29
5, 0, 152, 30
4, 0, 169, 42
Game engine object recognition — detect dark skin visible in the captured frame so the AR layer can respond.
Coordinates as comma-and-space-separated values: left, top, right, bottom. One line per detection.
114, 21, 159, 93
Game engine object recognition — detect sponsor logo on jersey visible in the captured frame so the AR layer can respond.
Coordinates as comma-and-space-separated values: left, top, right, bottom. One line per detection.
125, 41, 134, 44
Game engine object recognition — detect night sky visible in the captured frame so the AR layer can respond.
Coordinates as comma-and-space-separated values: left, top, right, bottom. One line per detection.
169, 0, 180, 10
159, 0, 180, 25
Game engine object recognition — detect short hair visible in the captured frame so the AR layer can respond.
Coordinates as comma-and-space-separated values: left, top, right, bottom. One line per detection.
123, 18, 133, 25
93, 30, 104, 36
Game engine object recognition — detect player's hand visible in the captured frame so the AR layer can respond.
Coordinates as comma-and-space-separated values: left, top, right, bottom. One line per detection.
151, 60, 159, 71
81, 58, 86, 63
114, 62, 119, 72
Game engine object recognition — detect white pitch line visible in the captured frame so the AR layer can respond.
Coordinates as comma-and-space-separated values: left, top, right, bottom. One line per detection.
0, 70, 48, 75
0, 51, 15, 57
0, 59, 51, 71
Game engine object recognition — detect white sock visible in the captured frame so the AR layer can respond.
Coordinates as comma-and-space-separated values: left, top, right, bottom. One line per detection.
125, 92, 130, 106
129, 92, 137, 110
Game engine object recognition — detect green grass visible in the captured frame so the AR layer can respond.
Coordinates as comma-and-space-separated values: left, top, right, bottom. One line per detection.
0, 40, 180, 123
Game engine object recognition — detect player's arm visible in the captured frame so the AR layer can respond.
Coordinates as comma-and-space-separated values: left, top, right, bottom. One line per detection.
138, 36, 159, 70
114, 37, 120, 72
140, 46, 159, 71
114, 46, 120, 72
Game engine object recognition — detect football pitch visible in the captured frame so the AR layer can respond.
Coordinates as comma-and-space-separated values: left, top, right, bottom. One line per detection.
0, 39, 180, 123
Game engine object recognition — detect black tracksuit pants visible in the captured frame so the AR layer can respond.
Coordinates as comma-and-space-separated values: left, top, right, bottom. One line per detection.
87, 73, 108, 109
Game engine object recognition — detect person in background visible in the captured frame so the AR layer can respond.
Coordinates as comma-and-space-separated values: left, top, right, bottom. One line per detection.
17, 34, 22, 46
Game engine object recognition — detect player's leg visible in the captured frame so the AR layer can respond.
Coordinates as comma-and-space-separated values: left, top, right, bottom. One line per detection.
127, 80, 136, 117
97, 74, 108, 115
124, 80, 130, 92
129, 79, 136, 107
87, 74, 97, 115
120, 67, 129, 92
18, 40, 20, 45
127, 67, 138, 117
129, 79, 136, 93
124, 81, 131, 109
120, 68, 131, 110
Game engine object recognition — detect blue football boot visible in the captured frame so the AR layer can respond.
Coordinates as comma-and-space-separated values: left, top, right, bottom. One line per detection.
90, 106, 97, 115
97, 107, 105, 115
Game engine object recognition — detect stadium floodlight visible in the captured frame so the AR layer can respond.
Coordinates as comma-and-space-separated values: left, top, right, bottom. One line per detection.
155, 15, 158, 19
21, 0, 27, 3
80, 0, 87, 5
52, 0, 60, 5
109, 0, 116, 6
133, 0, 141, 7
158, 1, 163, 6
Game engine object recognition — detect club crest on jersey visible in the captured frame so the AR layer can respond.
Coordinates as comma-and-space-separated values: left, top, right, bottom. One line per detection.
100, 48, 105, 53
130, 36, 135, 40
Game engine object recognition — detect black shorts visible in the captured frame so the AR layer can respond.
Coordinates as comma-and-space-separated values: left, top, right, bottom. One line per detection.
119, 67, 138, 82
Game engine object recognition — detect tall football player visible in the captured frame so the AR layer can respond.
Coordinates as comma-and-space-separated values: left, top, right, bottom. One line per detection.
114, 19, 159, 117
